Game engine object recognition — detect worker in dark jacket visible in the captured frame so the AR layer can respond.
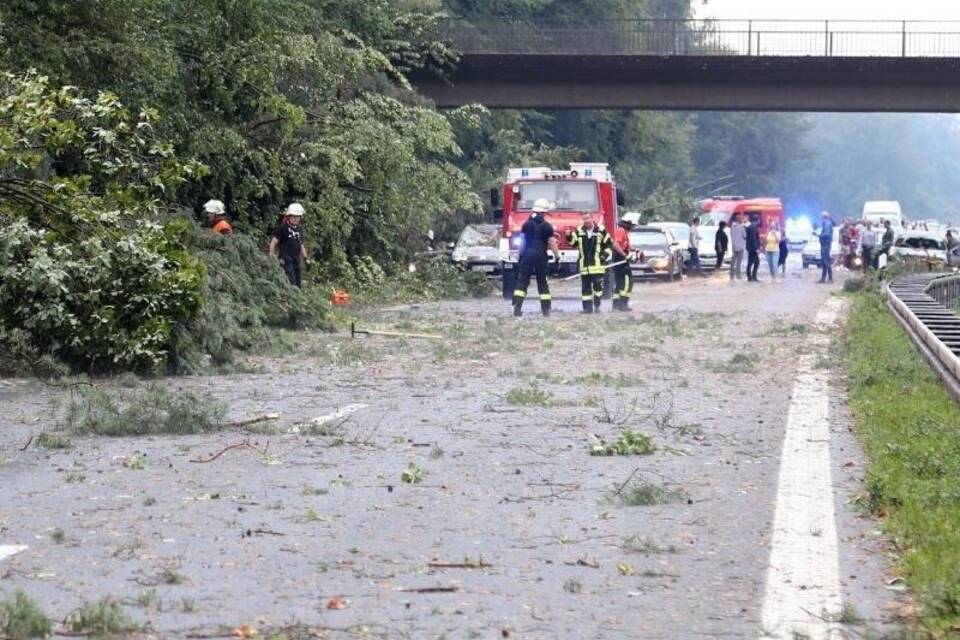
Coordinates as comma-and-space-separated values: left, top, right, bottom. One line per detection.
269, 203, 308, 288
714, 221, 729, 271
611, 212, 639, 311
512, 198, 559, 317
745, 214, 761, 282
570, 212, 613, 314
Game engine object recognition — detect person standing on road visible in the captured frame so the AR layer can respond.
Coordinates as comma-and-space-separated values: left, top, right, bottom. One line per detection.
611, 212, 639, 312
570, 212, 613, 314
715, 221, 729, 271
688, 217, 701, 273
860, 220, 877, 273
947, 229, 960, 268
269, 203, 308, 288
765, 221, 782, 281
879, 219, 895, 267
729, 213, 746, 281
818, 211, 835, 284
745, 214, 761, 282
512, 198, 559, 317
778, 226, 789, 278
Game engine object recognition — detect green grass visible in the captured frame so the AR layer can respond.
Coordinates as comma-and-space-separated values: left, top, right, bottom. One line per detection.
590, 430, 656, 456
845, 291, 960, 635
505, 384, 552, 407
0, 591, 52, 639
66, 598, 139, 638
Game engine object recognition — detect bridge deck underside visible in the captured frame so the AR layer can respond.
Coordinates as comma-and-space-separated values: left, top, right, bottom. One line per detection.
413, 55, 960, 111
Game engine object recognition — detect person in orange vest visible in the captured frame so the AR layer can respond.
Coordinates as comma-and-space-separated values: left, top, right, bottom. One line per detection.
204, 199, 233, 235
611, 212, 639, 312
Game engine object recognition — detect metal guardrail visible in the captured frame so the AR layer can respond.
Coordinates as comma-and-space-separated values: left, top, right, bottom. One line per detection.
886, 272, 960, 403
442, 19, 960, 57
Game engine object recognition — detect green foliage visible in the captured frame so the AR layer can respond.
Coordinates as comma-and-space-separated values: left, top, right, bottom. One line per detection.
846, 291, 960, 633
0, 591, 52, 640
0, 72, 205, 374
66, 598, 139, 638
590, 429, 656, 456
401, 462, 426, 484
506, 383, 552, 406
2, 0, 480, 261
63, 384, 226, 436
618, 481, 688, 506
169, 224, 332, 373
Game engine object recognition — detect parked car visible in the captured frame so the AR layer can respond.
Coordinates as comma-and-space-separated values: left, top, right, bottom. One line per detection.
649, 221, 692, 264
892, 231, 947, 269
694, 214, 720, 268
629, 226, 684, 281
451, 224, 502, 275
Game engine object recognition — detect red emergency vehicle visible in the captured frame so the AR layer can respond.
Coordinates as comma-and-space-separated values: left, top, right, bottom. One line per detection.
697, 196, 785, 239
492, 163, 624, 299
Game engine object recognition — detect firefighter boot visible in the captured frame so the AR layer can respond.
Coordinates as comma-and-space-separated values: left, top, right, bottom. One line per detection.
540, 301, 551, 317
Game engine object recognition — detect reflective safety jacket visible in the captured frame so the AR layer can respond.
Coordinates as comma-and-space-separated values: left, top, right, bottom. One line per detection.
569, 225, 613, 275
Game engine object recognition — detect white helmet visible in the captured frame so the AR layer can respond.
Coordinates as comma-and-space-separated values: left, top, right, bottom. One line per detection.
621, 212, 641, 227
285, 203, 305, 217
203, 199, 226, 215
532, 198, 551, 214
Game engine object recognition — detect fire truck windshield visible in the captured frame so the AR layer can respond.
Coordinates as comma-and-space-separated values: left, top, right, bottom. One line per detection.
517, 181, 599, 212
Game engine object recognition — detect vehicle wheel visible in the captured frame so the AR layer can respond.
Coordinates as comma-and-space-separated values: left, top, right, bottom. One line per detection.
501, 266, 516, 300
802, 261, 809, 270
678, 259, 684, 279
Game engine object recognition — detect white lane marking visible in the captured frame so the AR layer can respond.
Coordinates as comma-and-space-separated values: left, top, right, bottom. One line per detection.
289, 404, 368, 434
0, 545, 27, 562
762, 296, 846, 639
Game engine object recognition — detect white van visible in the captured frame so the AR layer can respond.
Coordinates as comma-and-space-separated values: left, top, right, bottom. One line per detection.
862, 201, 903, 231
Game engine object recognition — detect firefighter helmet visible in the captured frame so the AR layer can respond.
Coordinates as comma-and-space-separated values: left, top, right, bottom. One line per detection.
203, 199, 226, 215
285, 203, 306, 217
620, 212, 641, 227
532, 198, 551, 213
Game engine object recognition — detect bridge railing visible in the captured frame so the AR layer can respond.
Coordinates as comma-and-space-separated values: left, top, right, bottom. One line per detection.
441, 19, 960, 57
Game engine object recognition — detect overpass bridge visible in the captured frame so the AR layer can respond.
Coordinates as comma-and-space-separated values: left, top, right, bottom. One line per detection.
412, 19, 960, 111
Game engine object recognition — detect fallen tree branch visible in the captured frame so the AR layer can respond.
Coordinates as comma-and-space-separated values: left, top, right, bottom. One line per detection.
189, 440, 270, 464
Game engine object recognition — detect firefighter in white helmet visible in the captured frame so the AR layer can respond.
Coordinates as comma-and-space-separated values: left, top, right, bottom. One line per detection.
512, 198, 559, 317
204, 199, 233, 235
269, 203, 308, 288
611, 212, 639, 311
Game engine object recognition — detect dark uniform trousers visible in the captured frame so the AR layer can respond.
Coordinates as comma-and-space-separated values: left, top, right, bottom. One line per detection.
581, 273, 604, 313
513, 256, 552, 315
612, 261, 632, 310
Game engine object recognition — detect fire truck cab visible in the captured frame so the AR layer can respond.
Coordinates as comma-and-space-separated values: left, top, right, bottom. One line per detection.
492, 163, 624, 299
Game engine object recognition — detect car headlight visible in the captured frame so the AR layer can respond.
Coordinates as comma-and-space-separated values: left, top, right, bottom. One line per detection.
510, 235, 524, 249
651, 258, 669, 269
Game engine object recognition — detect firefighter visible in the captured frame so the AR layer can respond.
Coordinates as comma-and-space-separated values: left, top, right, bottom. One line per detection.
512, 198, 559, 317
611, 212, 640, 312
204, 199, 233, 235
269, 203, 308, 288
570, 212, 613, 314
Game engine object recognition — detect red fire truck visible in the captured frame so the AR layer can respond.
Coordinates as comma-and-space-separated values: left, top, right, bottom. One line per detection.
492, 163, 625, 299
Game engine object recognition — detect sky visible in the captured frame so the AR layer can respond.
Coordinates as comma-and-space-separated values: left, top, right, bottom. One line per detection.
695, 0, 960, 21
